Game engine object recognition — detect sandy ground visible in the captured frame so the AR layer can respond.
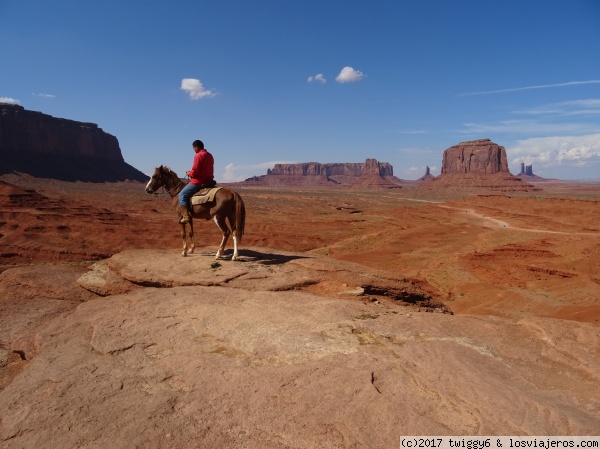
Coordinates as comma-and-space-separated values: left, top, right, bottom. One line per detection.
1, 175, 599, 323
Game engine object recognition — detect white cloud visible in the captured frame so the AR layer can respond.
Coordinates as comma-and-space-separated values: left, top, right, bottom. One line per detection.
180, 78, 216, 100
461, 97, 600, 136
307, 73, 326, 84
457, 79, 600, 96
222, 163, 240, 182
335, 66, 364, 83
460, 120, 594, 135
0, 97, 20, 104
221, 160, 298, 182
513, 99, 600, 117
404, 166, 426, 174
508, 134, 600, 169
32, 93, 55, 99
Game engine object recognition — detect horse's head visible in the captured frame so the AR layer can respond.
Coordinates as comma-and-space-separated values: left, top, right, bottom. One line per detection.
145, 165, 172, 194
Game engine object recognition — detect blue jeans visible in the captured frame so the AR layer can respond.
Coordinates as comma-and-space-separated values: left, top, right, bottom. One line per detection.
179, 183, 202, 207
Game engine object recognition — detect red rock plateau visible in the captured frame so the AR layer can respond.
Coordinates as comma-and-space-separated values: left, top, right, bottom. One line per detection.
242, 158, 406, 189
1, 173, 599, 447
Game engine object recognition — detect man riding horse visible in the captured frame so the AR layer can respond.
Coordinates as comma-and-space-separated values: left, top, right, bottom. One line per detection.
177, 139, 216, 224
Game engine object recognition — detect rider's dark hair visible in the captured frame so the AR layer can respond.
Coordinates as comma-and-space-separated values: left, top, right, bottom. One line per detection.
192, 140, 204, 149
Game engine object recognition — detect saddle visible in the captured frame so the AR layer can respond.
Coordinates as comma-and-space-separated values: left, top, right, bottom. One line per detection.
191, 187, 222, 205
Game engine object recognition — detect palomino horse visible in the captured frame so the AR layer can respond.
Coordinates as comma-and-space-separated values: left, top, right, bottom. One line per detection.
145, 165, 246, 260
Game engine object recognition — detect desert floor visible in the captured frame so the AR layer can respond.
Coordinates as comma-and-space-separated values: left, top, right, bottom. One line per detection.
2, 175, 598, 323
0, 175, 600, 448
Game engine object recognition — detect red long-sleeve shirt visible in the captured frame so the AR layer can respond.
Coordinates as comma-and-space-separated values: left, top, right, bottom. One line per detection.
187, 149, 214, 185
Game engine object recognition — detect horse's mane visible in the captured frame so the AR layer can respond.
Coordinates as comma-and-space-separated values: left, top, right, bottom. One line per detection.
158, 165, 180, 179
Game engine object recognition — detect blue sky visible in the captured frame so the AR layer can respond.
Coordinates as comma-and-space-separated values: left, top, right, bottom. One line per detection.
2, 0, 600, 181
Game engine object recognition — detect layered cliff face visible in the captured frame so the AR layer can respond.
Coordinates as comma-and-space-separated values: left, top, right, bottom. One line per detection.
0, 103, 147, 182
268, 159, 394, 177
429, 139, 539, 192
441, 139, 509, 175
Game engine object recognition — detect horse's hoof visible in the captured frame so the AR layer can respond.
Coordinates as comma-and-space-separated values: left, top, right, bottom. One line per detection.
182, 252, 187, 257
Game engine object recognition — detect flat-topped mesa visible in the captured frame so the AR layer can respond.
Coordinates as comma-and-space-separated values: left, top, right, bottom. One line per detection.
0, 103, 123, 161
268, 159, 394, 177
441, 138, 509, 175
242, 158, 402, 188
0, 103, 147, 182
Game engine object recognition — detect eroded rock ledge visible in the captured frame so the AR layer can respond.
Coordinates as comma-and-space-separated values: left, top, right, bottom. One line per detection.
76, 247, 445, 313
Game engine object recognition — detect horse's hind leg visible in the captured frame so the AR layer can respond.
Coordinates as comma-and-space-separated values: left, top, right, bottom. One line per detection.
213, 214, 230, 259
227, 213, 239, 261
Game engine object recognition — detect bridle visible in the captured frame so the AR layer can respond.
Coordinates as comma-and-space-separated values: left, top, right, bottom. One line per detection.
150, 168, 185, 197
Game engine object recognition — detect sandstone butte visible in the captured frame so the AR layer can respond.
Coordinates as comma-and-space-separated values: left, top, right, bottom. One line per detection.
441, 138, 510, 175
1, 110, 600, 448
422, 139, 540, 192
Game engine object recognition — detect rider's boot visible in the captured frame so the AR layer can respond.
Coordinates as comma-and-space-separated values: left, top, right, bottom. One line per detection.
178, 204, 191, 224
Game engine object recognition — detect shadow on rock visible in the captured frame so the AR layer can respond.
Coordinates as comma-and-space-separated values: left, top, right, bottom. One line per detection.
235, 249, 313, 265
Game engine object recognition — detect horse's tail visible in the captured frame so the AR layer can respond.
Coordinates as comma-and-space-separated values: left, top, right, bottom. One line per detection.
233, 191, 245, 241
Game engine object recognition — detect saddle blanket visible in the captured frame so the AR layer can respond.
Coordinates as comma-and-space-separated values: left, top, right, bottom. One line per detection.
191, 187, 222, 205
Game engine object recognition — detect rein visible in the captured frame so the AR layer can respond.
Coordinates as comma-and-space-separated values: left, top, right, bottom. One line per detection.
154, 171, 185, 197
162, 179, 184, 197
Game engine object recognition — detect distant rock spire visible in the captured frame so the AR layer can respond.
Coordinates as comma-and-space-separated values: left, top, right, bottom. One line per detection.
518, 162, 535, 176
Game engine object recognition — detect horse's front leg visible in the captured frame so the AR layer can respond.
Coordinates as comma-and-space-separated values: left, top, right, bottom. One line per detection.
180, 223, 188, 257
181, 220, 194, 257
180, 220, 195, 257
187, 219, 195, 254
